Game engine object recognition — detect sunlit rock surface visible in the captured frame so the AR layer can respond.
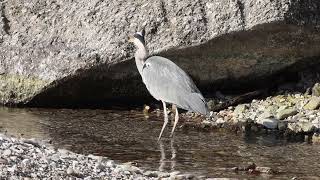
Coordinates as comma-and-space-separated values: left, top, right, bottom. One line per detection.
0, 0, 319, 106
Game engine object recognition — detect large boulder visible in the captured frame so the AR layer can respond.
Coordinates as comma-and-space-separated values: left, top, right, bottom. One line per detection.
0, 0, 319, 106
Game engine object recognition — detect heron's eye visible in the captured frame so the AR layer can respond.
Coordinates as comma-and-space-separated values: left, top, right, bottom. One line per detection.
143, 62, 151, 69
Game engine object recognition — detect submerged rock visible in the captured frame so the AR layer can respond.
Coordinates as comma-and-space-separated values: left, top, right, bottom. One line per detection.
0, 1, 320, 106
256, 118, 279, 129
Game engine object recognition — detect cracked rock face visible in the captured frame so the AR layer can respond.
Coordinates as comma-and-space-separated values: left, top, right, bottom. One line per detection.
0, 0, 320, 106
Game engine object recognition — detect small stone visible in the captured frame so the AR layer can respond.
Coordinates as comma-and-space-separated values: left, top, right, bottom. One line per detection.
7, 164, 17, 173
233, 104, 248, 116
312, 83, 320, 96
216, 118, 225, 124
266, 105, 278, 115
169, 171, 181, 178
88, 154, 102, 160
144, 171, 159, 177
258, 111, 273, 120
106, 160, 115, 168
303, 97, 320, 110
288, 122, 315, 133
50, 154, 60, 161
299, 122, 315, 132
66, 167, 74, 174
312, 118, 320, 128
157, 172, 170, 178
3, 149, 12, 156
207, 100, 216, 110
0, 158, 8, 164
255, 166, 274, 174
276, 108, 298, 120
257, 118, 279, 129
10, 156, 17, 161
312, 133, 320, 143
94, 163, 104, 173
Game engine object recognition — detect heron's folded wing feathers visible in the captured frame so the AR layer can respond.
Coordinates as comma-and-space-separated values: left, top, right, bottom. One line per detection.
142, 56, 208, 115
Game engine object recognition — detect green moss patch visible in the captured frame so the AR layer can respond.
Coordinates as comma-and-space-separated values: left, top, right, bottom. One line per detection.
0, 74, 48, 105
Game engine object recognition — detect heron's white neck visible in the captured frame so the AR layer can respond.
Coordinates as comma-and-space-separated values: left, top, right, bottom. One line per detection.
134, 43, 148, 75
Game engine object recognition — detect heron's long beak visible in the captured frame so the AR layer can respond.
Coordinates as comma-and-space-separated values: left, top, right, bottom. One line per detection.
128, 35, 134, 42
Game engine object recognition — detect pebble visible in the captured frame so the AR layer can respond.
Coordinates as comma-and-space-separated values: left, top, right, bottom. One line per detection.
312, 83, 320, 96
288, 122, 315, 133
303, 97, 320, 110
233, 104, 248, 116
0, 158, 8, 164
276, 108, 298, 120
3, 149, 12, 156
256, 118, 279, 129
312, 134, 320, 143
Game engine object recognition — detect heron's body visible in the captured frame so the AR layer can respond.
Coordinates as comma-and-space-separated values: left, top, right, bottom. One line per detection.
129, 30, 208, 140
142, 56, 208, 115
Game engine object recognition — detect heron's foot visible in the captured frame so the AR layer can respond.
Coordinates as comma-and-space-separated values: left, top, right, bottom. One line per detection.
169, 133, 174, 138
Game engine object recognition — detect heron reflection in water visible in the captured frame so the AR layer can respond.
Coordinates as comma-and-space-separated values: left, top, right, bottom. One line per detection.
158, 138, 177, 172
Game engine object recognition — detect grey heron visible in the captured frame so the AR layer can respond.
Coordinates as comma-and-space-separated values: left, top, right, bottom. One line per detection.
128, 30, 209, 140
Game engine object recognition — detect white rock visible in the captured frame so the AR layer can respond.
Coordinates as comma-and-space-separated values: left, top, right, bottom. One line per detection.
7, 164, 17, 173
66, 167, 74, 174
3, 149, 12, 156
257, 118, 279, 129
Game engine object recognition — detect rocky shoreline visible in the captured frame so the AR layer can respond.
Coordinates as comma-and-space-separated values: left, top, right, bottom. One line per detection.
0, 134, 194, 179
188, 83, 320, 143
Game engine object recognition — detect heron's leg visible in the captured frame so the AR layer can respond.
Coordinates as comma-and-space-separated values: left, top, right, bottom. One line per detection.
170, 105, 179, 137
158, 101, 168, 141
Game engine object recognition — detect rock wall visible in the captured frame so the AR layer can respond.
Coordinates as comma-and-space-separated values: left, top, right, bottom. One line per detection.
0, 0, 319, 106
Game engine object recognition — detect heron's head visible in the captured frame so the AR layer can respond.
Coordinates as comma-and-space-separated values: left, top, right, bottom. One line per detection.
128, 30, 146, 48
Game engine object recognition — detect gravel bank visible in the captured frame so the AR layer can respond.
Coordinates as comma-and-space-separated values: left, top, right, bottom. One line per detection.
201, 87, 320, 143
0, 134, 191, 179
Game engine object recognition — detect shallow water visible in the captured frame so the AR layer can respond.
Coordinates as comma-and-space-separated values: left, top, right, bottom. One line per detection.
0, 107, 320, 179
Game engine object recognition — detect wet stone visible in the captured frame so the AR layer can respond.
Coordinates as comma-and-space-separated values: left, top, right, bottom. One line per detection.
312, 83, 320, 97
233, 104, 249, 116
303, 97, 320, 110
288, 122, 315, 133
3, 149, 12, 157
0, 158, 8, 164
255, 166, 274, 174
276, 108, 298, 120
256, 118, 279, 129
312, 133, 320, 143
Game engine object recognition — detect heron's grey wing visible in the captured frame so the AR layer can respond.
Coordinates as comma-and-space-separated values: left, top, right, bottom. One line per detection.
141, 56, 208, 115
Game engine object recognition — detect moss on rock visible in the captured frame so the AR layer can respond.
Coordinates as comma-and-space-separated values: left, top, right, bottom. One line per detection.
0, 74, 48, 105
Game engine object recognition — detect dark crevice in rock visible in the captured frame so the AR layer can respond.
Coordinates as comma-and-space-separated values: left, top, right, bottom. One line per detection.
197, 0, 208, 41
159, 0, 168, 23
236, 0, 246, 29
1, 4, 10, 35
